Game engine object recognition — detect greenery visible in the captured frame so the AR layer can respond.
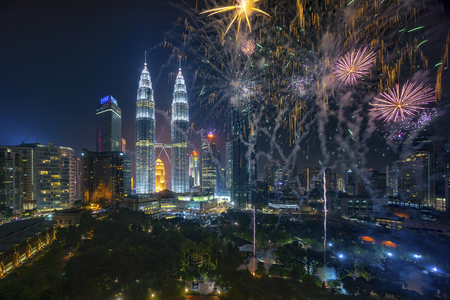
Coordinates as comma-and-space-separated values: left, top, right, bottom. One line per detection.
1, 208, 449, 300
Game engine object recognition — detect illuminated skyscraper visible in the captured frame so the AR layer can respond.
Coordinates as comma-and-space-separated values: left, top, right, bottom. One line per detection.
155, 159, 166, 192
171, 67, 190, 193
189, 151, 200, 187
202, 132, 217, 194
96, 95, 121, 152
135, 55, 156, 194
230, 103, 251, 208
225, 141, 232, 195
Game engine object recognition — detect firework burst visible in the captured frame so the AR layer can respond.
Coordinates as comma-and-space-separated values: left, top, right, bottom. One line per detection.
371, 81, 435, 122
334, 48, 376, 84
200, 0, 271, 40
241, 39, 256, 56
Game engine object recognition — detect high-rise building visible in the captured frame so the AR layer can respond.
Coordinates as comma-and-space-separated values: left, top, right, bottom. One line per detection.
1, 143, 74, 213
202, 132, 217, 194
74, 157, 82, 202
24, 143, 74, 212
155, 159, 166, 192
345, 169, 356, 195
302, 167, 321, 192
225, 141, 232, 195
216, 151, 224, 195
398, 151, 435, 207
264, 162, 276, 191
386, 163, 399, 197
81, 149, 124, 206
325, 169, 337, 193
0, 148, 24, 213
171, 67, 190, 193
337, 174, 344, 192
96, 95, 122, 152
230, 101, 251, 208
123, 153, 132, 197
189, 151, 200, 187
370, 170, 386, 198
135, 55, 156, 194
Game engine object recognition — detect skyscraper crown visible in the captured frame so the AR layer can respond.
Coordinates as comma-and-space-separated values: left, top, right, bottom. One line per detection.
139, 61, 152, 89
174, 68, 187, 94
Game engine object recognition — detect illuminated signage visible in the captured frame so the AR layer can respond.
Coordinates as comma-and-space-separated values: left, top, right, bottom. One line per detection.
101, 95, 118, 106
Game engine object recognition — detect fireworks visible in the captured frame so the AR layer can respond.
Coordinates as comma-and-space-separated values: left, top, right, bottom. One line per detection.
241, 39, 256, 56
371, 81, 435, 122
200, 0, 271, 40
334, 48, 376, 84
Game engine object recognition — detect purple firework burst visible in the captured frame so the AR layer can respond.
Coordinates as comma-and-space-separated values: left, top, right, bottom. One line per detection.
334, 48, 376, 84
371, 81, 435, 122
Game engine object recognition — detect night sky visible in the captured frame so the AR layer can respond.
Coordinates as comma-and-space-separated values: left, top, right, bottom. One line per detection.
1, 0, 449, 184
0, 0, 202, 186
0, 0, 199, 152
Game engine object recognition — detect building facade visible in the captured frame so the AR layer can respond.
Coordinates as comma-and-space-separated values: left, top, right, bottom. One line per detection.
225, 141, 232, 195
96, 95, 122, 152
0, 148, 24, 213
230, 101, 251, 208
202, 132, 217, 194
171, 67, 190, 193
398, 151, 435, 208
81, 149, 124, 206
135, 57, 156, 193
123, 153, 132, 197
74, 157, 82, 202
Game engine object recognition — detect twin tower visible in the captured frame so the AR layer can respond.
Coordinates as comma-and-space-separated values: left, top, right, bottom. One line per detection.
135, 57, 189, 194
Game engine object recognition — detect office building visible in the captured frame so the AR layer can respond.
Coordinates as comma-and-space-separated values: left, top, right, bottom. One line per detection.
230, 99, 252, 208
155, 159, 166, 192
303, 167, 319, 192
386, 163, 399, 197
398, 151, 435, 208
325, 169, 337, 193
96, 95, 122, 152
135, 56, 156, 193
123, 153, 132, 197
81, 149, 124, 206
0, 148, 24, 213
264, 162, 276, 191
202, 132, 217, 194
23, 143, 74, 212
225, 141, 232, 195
74, 157, 82, 202
171, 67, 190, 193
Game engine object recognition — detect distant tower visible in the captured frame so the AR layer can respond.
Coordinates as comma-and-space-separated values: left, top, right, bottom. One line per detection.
225, 141, 232, 195
190, 151, 200, 187
155, 159, 166, 192
96, 95, 121, 152
202, 132, 217, 194
135, 53, 156, 194
171, 65, 190, 193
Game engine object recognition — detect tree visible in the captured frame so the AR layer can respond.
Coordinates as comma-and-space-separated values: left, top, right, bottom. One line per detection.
290, 264, 305, 279
371, 279, 387, 299
342, 277, 358, 296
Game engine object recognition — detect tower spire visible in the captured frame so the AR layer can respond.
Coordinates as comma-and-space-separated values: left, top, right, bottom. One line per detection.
179, 57, 181, 71
144, 51, 147, 66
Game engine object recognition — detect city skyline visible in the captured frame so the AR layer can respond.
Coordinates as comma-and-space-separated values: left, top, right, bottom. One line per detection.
0, 0, 421, 175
